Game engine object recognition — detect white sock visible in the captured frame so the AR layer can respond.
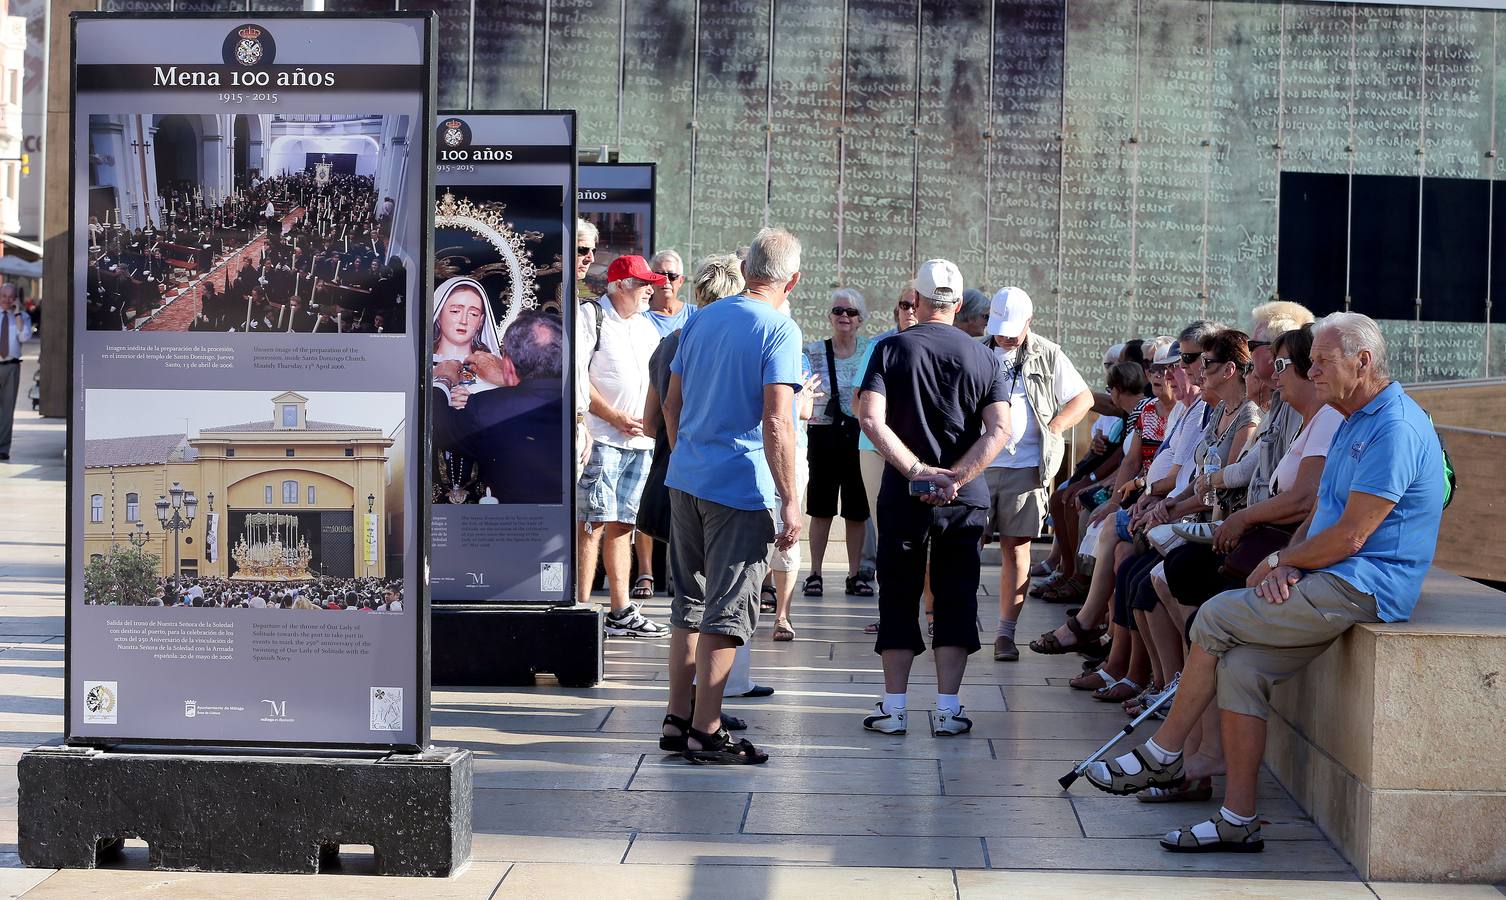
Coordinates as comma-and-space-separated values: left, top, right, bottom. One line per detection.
996, 619, 1017, 640
1144, 738, 1181, 765
1220, 806, 1256, 826
936, 693, 960, 716
883, 692, 907, 713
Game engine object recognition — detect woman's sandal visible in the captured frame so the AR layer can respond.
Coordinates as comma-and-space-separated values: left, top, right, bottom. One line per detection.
845, 574, 874, 597
683, 725, 769, 765
630, 574, 655, 600
1139, 777, 1214, 803
1041, 576, 1089, 603
772, 618, 796, 641
1093, 678, 1142, 703
1069, 667, 1118, 691
1029, 608, 1106, 655
802, 573, 823, 597
759, 585, 778, 614
862, 621, 880, 634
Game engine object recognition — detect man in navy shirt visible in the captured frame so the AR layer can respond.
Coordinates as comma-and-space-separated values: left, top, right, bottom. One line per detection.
856, 259, 1010, 738
1085, 312, 1446, 855
659, 228, 804, 764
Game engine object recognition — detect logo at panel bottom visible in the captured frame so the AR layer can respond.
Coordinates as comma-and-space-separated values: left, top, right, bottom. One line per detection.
84, 681, 117, 724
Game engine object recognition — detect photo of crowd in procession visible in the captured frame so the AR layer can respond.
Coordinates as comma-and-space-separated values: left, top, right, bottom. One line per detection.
431, 185, 567, 506
84, 113, 415, 333
87, 574, 404, 612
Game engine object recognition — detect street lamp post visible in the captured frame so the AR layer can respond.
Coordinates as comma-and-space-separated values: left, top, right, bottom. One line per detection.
126, 521, 152, 549
155, 481, 198, 585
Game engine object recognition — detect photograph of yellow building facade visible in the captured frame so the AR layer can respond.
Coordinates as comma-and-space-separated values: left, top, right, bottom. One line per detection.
83, 391, 399, 582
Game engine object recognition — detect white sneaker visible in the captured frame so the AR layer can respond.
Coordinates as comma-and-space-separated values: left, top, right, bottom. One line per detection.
603, 603, 669, 637
1171, 521, 1219, 544
931, 707, 973, 736
862, 702, 908, 735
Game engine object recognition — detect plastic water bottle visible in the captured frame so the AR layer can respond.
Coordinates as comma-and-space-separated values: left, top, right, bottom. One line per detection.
1202, 455, 1221, 511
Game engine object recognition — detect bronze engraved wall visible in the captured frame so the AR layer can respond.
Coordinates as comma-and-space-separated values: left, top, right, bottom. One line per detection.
112, 0, 1506, 379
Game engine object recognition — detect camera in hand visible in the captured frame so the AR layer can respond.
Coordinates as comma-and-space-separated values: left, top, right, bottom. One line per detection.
908, 478, 937, 497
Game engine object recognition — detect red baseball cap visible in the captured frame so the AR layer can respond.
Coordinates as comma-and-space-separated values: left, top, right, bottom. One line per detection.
605, 254, 667, 286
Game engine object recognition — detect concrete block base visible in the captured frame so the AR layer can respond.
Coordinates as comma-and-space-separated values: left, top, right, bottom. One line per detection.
432, 605, 602, 687
17, 745, 472, 876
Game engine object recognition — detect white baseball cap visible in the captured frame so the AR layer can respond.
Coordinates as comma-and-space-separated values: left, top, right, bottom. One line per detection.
987, 287, 1033, 338
914, 259, 963, 303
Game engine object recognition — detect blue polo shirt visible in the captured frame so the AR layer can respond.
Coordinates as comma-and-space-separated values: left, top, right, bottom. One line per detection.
666, 295, 803, 511
1308, 382, 1444, 622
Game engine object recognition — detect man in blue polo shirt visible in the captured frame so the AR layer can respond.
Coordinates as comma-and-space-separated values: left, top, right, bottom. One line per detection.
658, 228, 804, 765
1082, 312, 1445, 855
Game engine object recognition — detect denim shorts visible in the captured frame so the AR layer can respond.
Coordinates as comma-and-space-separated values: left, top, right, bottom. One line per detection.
1115, 507, 1134, 543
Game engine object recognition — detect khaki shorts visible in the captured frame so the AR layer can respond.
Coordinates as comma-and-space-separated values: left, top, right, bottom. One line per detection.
1190, 572, 1380, 719
984, 466, 1047, 540
770, 448, 809, 573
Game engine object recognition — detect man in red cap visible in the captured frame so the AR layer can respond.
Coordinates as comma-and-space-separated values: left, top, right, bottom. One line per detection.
577, 255, 671, 637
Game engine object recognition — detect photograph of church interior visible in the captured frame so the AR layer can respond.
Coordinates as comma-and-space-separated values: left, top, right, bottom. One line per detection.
82, 389, 408, 611
84, 113, 416, 334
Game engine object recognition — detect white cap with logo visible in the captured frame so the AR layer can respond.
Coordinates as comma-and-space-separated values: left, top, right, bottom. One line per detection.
914, 259, 963, 304
987, 286, 1033, 338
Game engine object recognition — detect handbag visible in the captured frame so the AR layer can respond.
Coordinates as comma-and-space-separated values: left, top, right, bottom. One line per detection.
1218, 523, 1296, 581
1145, 522, 1186, 557
823, 339, 862, 441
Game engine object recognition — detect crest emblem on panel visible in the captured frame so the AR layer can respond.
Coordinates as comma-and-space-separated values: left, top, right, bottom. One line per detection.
223, 23, 276, 67
437, 118, 472, 150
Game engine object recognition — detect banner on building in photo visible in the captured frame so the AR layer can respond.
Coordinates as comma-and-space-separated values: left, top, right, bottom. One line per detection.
429, 110, 577, 605
577, 162, 655, 300
66, 12, 435, 751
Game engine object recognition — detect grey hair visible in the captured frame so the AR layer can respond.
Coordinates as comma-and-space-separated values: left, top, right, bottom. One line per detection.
606, 277, 651, 296
959, 288, 991, 322
744, 227, 802, 283
692, 253, 745, 306
1248, 300, 1315, 342
649, 249, 683, 274
830, 287, 866, 316
1178, 319, 1225, 344
1313, 311, 1389, 380
576, 217, 599, 246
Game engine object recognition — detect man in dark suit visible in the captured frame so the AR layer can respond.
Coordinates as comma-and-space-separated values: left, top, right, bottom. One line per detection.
432, 312, 565, 505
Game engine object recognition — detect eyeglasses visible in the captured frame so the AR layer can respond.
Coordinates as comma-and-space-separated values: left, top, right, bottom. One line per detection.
1180, 351, 1200, 365
1272, 356, 1295, 375
1149, 365, 1170, 375
653, 271, 680, 281
831, 306, 862, 317
1246, 340, 1271, 351
896, 301, 915, 311
576, 245, 594, 256
1200, 355, 1228, 368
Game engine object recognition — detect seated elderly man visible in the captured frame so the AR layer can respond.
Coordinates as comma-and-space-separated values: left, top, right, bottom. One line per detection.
1083, 311, 1446, 854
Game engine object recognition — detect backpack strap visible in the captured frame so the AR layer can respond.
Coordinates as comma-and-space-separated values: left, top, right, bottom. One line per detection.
580, 298, 605, 355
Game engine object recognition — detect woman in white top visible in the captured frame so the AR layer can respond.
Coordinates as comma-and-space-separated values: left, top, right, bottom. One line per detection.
432, 276, 504, 404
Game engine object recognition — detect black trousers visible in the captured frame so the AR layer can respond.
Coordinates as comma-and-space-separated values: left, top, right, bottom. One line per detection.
874, 496, 985, 656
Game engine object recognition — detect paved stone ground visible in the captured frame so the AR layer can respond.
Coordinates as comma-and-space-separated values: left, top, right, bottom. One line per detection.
0, 344, 1500, 897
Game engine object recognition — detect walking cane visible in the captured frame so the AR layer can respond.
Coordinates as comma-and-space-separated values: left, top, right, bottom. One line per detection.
1058, 683, 1177, 790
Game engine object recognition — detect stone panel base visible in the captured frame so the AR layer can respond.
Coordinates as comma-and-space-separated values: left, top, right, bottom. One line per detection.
17, 745, 472, 876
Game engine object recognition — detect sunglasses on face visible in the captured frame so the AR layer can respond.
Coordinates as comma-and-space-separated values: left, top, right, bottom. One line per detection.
1180, 351, 1200, 365
1149, 365, 1170, 375
896, 301, 915, 311
1247, 340, 1271, 351
1272, 356, 1295, 375
831, 306, 862, 317
1201, 355, 1228, 369
653, 271, 680, 281
576, 246, 594, 256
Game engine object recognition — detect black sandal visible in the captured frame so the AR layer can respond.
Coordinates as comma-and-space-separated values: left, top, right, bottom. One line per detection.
658, 713, 692, 752
845, 574, 875, 597
1028, 607, 1105, 655
683, 725, 768, 765
687, 697, 747, 731
759, 584, 777, 613
630, 574, 655, 600
802, 573, 823, 597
